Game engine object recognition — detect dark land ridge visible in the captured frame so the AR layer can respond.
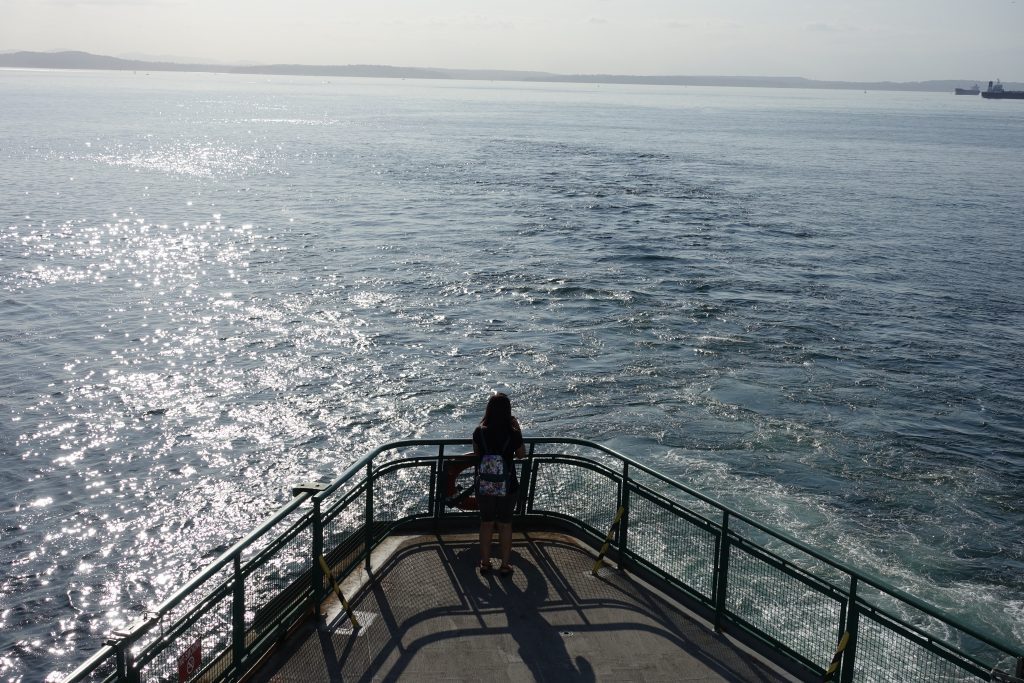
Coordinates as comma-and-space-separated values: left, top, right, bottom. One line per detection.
1, 50, 1019, 93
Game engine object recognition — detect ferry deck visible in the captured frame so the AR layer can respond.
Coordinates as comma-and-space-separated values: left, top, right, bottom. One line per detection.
247, 531, 797, 682
62, 438, 1024, 683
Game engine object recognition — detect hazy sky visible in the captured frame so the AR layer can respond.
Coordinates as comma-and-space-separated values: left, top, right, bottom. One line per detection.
2, 0, 1022, 81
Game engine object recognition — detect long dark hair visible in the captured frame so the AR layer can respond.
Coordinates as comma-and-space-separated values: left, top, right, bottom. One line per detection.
480, 392, 517, 432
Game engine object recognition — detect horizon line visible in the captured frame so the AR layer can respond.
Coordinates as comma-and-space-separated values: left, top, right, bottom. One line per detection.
0, 50, 1015, 91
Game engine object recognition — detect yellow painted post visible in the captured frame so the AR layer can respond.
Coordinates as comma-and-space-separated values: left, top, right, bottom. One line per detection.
318, 556, 361, 630
592, 506, 626, 575
824, 631, 849, 681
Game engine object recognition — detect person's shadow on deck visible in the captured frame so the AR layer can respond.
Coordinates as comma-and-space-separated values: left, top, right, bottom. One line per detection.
477, 546, 596, 682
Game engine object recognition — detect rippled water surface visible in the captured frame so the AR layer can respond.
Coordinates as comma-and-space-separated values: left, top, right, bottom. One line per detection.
2, 69, 1023, 680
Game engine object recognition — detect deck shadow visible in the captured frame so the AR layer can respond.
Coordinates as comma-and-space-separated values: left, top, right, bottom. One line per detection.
247, 532, 797, 682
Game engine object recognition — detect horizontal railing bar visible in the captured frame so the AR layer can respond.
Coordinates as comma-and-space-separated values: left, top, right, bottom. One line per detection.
316, 438, 474, 500
523, 508, 605, 534
526, 445, 921, 582
60, 645, 118, 683
728, 535, 849, 598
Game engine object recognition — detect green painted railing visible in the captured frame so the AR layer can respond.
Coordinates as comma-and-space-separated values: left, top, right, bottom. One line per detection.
62, 438, 1024, 683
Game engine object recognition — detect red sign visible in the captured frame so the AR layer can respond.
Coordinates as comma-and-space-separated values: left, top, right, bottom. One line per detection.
177, 639, 202, 682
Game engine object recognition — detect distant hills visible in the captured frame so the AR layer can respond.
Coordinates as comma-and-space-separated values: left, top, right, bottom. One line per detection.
1, 50, 1017, 93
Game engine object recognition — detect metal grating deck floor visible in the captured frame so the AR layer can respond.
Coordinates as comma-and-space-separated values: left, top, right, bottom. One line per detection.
245, 532, 799, 682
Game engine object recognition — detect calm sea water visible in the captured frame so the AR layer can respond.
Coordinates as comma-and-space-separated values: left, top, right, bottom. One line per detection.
1, 69, 1023, 680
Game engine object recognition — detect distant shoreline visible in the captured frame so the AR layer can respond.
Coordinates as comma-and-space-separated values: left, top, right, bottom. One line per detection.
1, 50, 1018, 93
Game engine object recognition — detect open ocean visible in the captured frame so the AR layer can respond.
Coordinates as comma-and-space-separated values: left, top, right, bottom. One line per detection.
1, 68, 1023, 680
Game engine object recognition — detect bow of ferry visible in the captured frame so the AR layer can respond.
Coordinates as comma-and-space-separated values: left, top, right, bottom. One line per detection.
63, 438, 1024, 683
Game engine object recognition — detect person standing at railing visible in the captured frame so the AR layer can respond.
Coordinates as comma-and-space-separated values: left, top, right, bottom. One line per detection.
473, 391, 527, 576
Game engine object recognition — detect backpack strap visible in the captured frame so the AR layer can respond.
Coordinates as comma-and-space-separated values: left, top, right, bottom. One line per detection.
478, 431, 511, 456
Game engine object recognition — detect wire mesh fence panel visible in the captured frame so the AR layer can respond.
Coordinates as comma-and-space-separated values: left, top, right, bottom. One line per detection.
853, 611, 988, 683
137, 591, 233, 683
126, 561, 234, 683
531, 460, 619, 534
372, 463, 432, 522
628, 491, 718, 602
725, 543, 841, 671
628, 467, 721, 523
85, 664, 116, 683
323, 485, 365, 525
530, 442, 618, 471
324, 492, 367, 569
727, 516, 850, 593
244, 524, 312, 642
146, 561, 232, 651
234, 508, 305, 564
533, 443, 591, 455
376, 443, 434, 466
853, 581, 1013, 679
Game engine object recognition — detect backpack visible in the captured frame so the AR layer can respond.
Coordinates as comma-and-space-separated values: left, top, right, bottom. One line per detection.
476, 433, 512, 498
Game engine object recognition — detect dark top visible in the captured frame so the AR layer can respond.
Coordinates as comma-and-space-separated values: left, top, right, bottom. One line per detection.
473, 425, 524, 492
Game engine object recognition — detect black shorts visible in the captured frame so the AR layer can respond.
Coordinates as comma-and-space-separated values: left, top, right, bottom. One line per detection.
478, 493, 515, 524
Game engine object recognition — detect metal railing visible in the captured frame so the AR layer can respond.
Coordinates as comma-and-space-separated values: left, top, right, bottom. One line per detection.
62, 438, 1024, 683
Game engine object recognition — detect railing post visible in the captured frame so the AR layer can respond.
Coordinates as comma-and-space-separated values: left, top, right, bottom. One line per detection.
312, 495, 324, 613
104, 630, 137, 683
840, 576, 860, 683
365, 459, 374, 570
433, 444, 445, 524
523, 441, 537, 515
127, 649, 139, 683
714, 510, 731, 633
291, 483, 330, 615
232, 553, 245, 677
113, 639, 128, 682
618, 462, 630, 570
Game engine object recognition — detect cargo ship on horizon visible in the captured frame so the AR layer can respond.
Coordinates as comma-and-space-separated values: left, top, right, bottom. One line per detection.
982, 79, 1024, 99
